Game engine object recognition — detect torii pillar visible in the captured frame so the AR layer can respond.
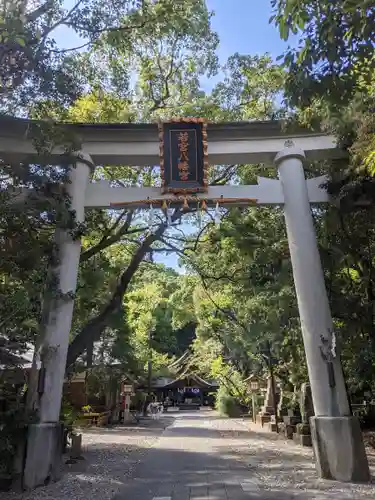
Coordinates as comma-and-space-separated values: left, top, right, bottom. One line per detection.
275, 143, 369, 481
23, 153, 95, 490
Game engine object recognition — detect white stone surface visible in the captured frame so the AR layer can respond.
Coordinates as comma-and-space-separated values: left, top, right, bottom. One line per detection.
84, 175, 329, 209
0, 131, 339, 166
39, 158, 93, 423
276, 147, 350, 417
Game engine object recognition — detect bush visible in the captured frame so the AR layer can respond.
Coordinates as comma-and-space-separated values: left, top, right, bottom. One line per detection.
0, 407, 27, 477
60, 400, 78, 426
357, 404, 375, 429
0, 396, 35, 487
216, 387, 242, 417
131, 391, 147, 412
81, 405, 93, 414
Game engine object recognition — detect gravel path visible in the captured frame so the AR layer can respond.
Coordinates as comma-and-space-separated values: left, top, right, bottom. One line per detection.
211, 417, 375, 499
3, 414, 375, 499
0, 417, 170, 500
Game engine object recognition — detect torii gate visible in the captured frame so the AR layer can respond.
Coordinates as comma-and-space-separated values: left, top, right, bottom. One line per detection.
0, 116, 369, 487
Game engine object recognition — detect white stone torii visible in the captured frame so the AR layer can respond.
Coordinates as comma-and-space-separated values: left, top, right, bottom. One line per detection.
1, 118, 368, 487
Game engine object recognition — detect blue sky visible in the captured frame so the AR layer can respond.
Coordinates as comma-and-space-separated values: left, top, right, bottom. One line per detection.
56, 1, 292, 271
206, 0, 291, 62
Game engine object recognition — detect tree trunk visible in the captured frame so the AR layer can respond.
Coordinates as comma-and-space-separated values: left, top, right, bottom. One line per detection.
65, 211, 181, 369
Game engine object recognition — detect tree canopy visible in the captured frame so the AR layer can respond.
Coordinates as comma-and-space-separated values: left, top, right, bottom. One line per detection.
271, 0, 375, 108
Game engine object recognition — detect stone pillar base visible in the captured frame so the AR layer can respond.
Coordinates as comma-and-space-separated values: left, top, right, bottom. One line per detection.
256, 413, 271, 426
23, 423, 64, 490
310, 416, 370, 482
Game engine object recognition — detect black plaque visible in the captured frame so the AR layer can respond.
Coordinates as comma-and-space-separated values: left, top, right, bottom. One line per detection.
159, 118, 208, 194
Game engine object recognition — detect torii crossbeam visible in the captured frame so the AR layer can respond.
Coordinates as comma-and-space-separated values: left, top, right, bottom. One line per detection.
84, 175, 329, 209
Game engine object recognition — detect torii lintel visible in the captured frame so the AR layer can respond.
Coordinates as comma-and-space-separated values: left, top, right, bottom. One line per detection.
84, 175, 329, 209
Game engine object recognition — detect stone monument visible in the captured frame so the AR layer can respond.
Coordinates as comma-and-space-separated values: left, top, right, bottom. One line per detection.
300, 382, 314, 424
277, 386, 289, 419
256, 377, 275, 427
257, 376, 280, 431
261, 376, 278, 414
293, 383, 314, 446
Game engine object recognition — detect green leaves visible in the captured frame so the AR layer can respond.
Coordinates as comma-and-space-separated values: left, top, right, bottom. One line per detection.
278, 21, 290, 41
271, 0, 375, 108
180, 195, 302, 384
211, 53, 286, 121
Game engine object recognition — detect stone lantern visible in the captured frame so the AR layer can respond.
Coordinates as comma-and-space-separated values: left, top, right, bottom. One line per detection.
120, 380, 134, 423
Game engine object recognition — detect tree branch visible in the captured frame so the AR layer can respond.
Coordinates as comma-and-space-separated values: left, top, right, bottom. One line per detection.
26, 0, 55, 23
211, 165, 236, 185
51, 40, 92, 54
80, 211, 134, 262
66, 208, 182, 368
199, 273, 249, 336
156, 238, 193, 255
193, 222, 211, 251
42, 0, 86, 41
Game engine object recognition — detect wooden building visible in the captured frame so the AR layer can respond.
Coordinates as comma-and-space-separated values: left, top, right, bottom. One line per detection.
151, 374, 217, 409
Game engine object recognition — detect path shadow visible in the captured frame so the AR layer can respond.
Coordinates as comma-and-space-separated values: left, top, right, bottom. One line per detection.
79, 415, 175, 438
171, 412, 224, 421
3, 415, 375, 500
218, 423, 375, 467
77, 426, 375, 500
